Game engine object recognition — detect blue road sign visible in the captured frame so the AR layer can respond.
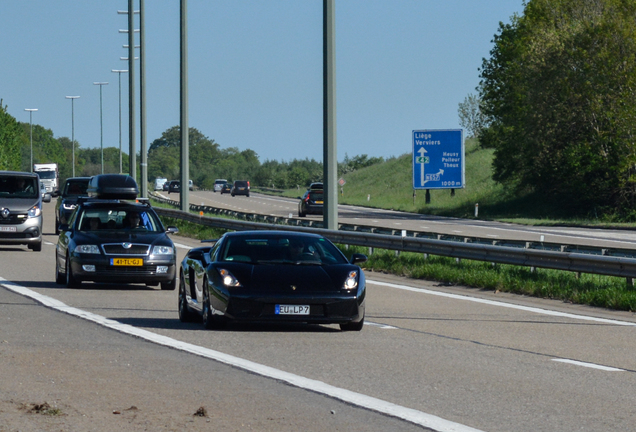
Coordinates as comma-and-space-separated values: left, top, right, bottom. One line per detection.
412, 129, 464, 189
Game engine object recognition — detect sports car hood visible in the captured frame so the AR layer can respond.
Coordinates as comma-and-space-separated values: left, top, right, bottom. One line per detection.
234, 264, 356, 293
0, 197, 40, 213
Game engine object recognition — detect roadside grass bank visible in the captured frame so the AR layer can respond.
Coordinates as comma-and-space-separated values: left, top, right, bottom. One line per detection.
156, 210, 636, 313
271, 138, 636, 227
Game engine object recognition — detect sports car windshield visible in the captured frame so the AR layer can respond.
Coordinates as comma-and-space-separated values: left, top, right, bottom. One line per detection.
221, 235, 348, 266
77, 208, 163, 232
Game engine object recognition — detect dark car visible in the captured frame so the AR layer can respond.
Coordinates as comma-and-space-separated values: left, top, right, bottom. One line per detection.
55, 174, 179, 290
0, 171, 44, 251
231, 180, 250, 197
162, 181, 170, 192
55, 177, 90, 235
220, 182, 232, 194
168, 180, 180, 194
178, 230, 367, 331
298, 189, 324, 217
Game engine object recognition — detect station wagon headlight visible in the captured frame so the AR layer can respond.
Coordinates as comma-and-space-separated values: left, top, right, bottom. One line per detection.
152, 245, 174, 255
218, 268, 242, 287
343, 271, 358, 290
27, 205, 41, 218
74, 244, 100, 254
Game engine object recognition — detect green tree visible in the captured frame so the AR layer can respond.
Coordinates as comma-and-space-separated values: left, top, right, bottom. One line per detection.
457, 93, 488, 140
480, 0, 636, 209
0, 101, 24, 171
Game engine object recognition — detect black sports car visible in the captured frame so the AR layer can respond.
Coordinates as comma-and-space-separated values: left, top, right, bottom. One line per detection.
178, 230, 367, 331
55, 175, 179, 290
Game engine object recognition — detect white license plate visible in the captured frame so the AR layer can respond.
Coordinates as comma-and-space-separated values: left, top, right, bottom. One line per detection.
0, 226, 17, 232
275, 305, 310, 315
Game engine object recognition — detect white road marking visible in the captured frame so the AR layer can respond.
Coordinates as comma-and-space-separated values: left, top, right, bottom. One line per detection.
0, 277, 484, 432
172, 242, 193, 250
366, 321, 397, 329
552, 359, 624, 372
368, 279, 636, 327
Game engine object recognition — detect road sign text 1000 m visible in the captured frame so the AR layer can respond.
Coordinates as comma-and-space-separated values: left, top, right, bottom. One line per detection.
412, 129, 464, 190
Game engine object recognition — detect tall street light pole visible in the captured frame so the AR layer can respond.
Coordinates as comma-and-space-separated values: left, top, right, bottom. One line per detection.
112, 70, 128, 174
65, 96, 80, 177
24, 108, 38, 172
93, 82, 109, 174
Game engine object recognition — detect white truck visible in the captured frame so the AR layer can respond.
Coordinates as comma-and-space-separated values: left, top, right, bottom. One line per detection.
154, 177, 168, 191
33, 163, 59, 196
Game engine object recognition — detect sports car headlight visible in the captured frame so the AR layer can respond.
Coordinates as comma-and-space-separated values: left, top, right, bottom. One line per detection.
218, 268, 242, 287
343, 271, 358, 290
152, 245, 174, 255
27, 205, 41, 218
63, 203, 77, 210
74, 244, 100, 254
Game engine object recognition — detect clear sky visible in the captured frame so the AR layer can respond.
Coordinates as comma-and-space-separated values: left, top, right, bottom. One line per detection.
2, 1, 524, 163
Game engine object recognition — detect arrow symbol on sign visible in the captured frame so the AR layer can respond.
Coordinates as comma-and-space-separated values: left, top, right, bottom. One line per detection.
418, 147, 427, 186
422, 169, 445, 185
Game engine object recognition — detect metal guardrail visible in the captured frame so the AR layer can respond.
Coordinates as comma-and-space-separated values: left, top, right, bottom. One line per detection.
154, 204, 636, 281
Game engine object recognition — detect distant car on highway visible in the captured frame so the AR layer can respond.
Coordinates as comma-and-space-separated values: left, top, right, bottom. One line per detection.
177, 230, 367, 331
213, 179, 227, 193
168, 180, 180, 194
231, 180, 250, 197
55, 177, 90, 235
220, 182, 232, 194
298, 188, 323, 217
39, 182, 52, 203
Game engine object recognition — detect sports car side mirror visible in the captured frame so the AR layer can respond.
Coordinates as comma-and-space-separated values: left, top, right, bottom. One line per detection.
350, 253, 367, 265
166, 226, 179, 234
58, 223, 69, 232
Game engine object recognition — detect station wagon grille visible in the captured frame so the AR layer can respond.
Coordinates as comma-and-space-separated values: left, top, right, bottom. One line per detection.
102, 243, 149, 255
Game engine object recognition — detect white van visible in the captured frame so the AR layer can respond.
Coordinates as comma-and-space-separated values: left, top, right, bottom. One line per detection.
154, 178, 168, 191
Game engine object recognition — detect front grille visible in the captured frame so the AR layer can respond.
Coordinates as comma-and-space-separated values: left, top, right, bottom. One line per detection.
95, 265, 156, 274
102, 243, 150, 255
0, 215, 26, 225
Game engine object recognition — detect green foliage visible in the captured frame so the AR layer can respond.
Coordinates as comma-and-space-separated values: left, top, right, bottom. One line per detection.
480, 0, 636, 210
0, 100, 24, 170
457, 93, 488, 139
339, 154, 384, 175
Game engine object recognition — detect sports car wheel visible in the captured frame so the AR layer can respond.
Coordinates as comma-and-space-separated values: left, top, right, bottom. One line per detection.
202, 278, 225, 329
65, 254, 81, 288
178, 272, 197, 322
340, 316, 364, 331
55, 254, 65, 285
161, 276, 177, 291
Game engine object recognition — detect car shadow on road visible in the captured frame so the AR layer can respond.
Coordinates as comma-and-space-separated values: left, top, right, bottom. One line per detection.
114, 316, 340, 333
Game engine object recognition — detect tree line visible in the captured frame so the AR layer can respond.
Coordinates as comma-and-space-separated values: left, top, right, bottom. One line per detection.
460, 0, 636, 215
0, 106, 384, 189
